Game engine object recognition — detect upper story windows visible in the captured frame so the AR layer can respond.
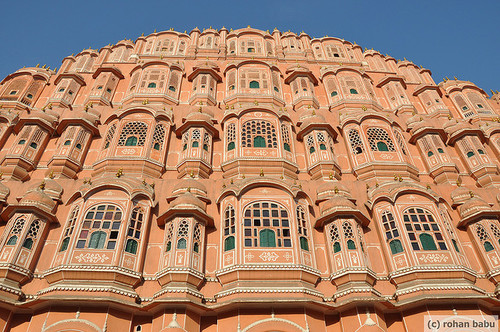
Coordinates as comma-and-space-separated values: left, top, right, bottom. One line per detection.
127, 64, 183, 101
452, 91, 493, 119
367, 127, 396, 152
243, 201, 291, 248
381, 211, 403, 254
76, 204, 122, 250
403, 207, 446, 251
323, 70, 376, 104
241, 119, 277, 148
117, 121, 148, 147
225, 65, 282, 100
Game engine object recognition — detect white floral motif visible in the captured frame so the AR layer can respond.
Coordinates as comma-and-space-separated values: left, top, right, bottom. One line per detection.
418, 253, 449, 263
259, 252, 279, 262
74, 253, 110, 263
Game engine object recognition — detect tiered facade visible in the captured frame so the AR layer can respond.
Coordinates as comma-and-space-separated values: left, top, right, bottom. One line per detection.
0, 26, 499, 331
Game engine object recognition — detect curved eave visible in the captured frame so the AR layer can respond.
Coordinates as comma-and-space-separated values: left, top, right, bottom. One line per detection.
297, 122, 337, 140
0, 204, 57, 223
157, 207, 213, 227
0, 69, 52, 85
284, 70, 319, 85
447, 128, 484, 145
366, 185, 440, 210
319, 67, 371, 81
216, 178, 304, 204
376, 75, 407, 89
187, 68, 222, 82
54, 73, 86, 87
339, 111, 398, 129
13, 116, 58, 134
412, 84, 442, 97
56, 117, 100, 136
220, 107, 292, 124
175, 120, 219, 138
458, 210, 500, 228
408, 126, 447, 144
315, 209, 369, 228
223, 60, 281, 75
0, 111, 19, 127
92, 66, 125, 79
104, 105, 174, 124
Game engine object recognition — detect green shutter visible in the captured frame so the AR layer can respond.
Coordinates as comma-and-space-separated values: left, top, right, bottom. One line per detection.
224, 236, 235, 251
420, 233, 437, 250
260, 229, 276, 247
125, 136, 138, 146
300, 237, 309, 251
390, 239, 403, 254
254, 136, 266, 148
333, 242, 341, 253
347, 239, 356, 249
377, 141, 389, 151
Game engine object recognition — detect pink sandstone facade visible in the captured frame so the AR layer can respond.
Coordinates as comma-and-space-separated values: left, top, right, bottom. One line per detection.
0, 26, 499, 331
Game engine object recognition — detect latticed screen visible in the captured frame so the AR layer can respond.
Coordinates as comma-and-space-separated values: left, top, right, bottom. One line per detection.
348, 129, 364, 154
77, 204, 122, 250
118, 122, 148, 146
151, 124, 165, 150
367, 128, 396, 152
243, 202, 291, 248
6, 216, 25, 246
241, 120, 277, 148
125, 207, 144, 254
403, 208, 446, 251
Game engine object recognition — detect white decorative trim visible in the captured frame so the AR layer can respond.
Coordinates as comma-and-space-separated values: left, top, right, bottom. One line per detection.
215, 264, 321, 276
153, 287, 203, 299
215, 287, 323, 299
37, 285, 138, 299
241, 317, 307, 332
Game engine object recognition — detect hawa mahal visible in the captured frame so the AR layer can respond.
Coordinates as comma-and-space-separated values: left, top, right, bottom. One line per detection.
0, 26, 499, 331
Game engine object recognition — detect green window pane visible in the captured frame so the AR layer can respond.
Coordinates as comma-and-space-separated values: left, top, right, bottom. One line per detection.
177, 238, 187, 249
89, 231, 106, 249
224, 236, 235, 251
320, 144, 326, 150
377, 141, 389, 151
60, 237, 70, 252
192, 141, 199, 148
347, 239, 356, 250
390, 239, 404, 254
125, 136, 138, 146
420, 233, 437, 250
350, 88, 358, 94
125, 239, 138, 254
259, 229, 276, 247
22, 238, 33, 249
284, 143, 291, 152
6, 236, 17, 246
300, 237, 309, 251
249, 81, 260, 89
253, 136, 266, 148
484, 241, 494, 252
333, 241, 341, 253
227, 142, 235, 151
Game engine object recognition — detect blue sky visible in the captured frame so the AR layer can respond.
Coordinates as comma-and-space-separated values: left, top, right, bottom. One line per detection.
1, 0, 498, 93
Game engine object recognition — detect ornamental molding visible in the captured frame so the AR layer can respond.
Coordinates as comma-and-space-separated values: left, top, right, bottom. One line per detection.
215, 264, 321, 277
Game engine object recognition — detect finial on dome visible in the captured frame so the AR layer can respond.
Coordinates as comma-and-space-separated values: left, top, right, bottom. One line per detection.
469, 191, 474, 198
154, 29, 157, 33
190, 170, 195, 178
39, 180, 46, 190
334, 186, 339, 194
36, 64, 39, 68
454, 76, 458, 80
116, 168, 123, 178
48, 170, 54, 179
260, 169, 264, 177
329, 173, 333, 180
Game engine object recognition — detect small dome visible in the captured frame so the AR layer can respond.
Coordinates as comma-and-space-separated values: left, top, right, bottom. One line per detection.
320, 196, 356, 216
172, 179, 207, 197
171, 191, 206, 211
20, 188, 55, 212
316, 181, 350, 201
458, 197, 491, 219
185, 111, 213, 123
33, 178, 63, 200
299, 109, 327, 129
451, 186, 477, 206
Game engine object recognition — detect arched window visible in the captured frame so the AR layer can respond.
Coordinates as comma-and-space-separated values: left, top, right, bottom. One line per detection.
203, 133, 210, 151
348, 129, 364, 154
76, 204, 122, 250
381, 211, 404, 254
342, 221, 356, 250
476, 224, 494, 252
243, 202, 291, 248
22, 219, 40, 250
103, 123, 116, 149
60, 206, 79, 252
176, 219, 189, 249
223, 205, 236, 251
5, 216, 25, 246
241, 120, 277, 148
165, 222, 174, 252
191, 129, 201, 148
296, 206, 310, 251
490, 223, 500, 246
118, 122, 148, 147
227, 123, 236, 151
193, 223, 201, 253
403, 208, 446, 251
329, 224, 341, 253
125, 207, 144, 254
281, 124, 291, 152
147, 83, 156, 88
367, 128, 396, 152
350, 88, 358, 94
89, 231, 106, 249
151, 124, 166, 151
249, 81, 260, 89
